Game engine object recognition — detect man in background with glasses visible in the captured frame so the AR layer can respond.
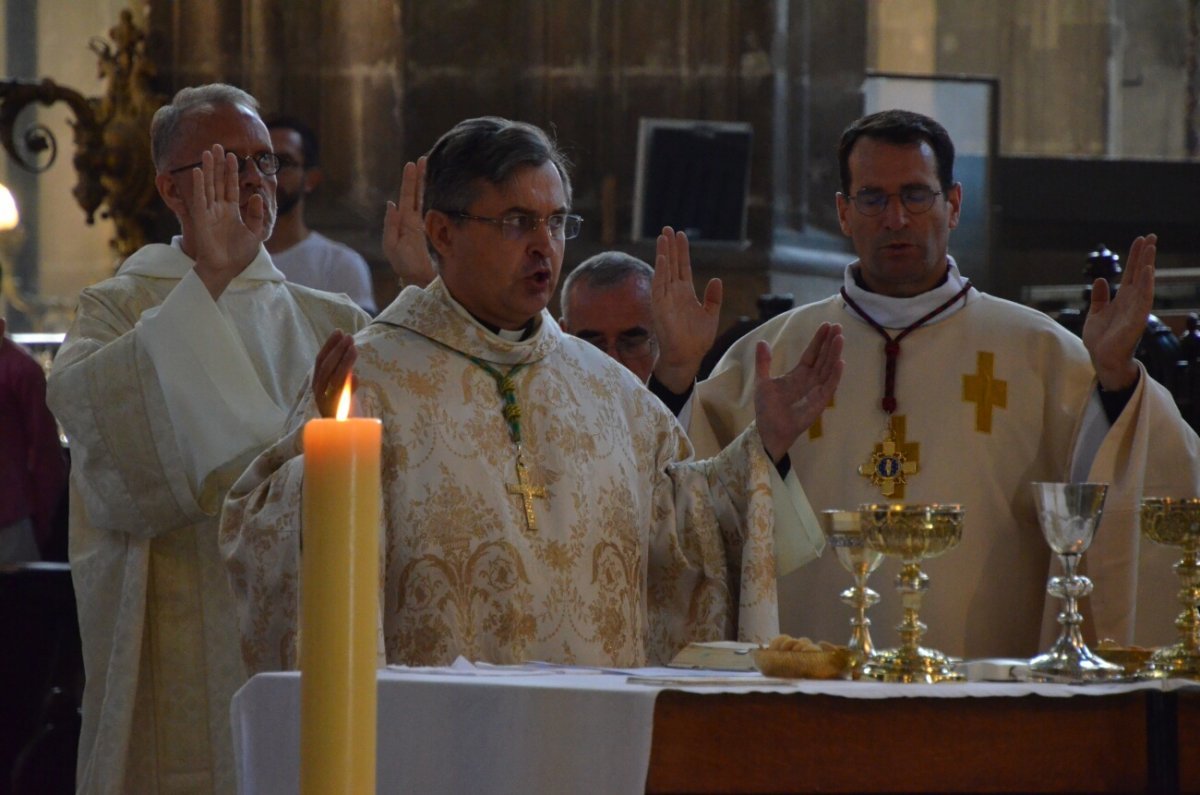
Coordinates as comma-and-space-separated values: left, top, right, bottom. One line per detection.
47, 83, 369, 794
688, 108, 1200, 661
265, 115, 377, 314
559, 251, 661, 385
558, 241, 719, 408
223, 115, 840, 673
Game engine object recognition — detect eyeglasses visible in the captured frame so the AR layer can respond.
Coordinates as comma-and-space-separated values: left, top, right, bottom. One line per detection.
446, 211, 583, 241
168, 151, 282, 176
578, 331, 657, 359
844, 186, 943, 217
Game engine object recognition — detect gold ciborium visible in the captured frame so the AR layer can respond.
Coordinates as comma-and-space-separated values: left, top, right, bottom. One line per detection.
1139, 497, 1200, 679
859, 503, 964, 683
819, 509, 882, 674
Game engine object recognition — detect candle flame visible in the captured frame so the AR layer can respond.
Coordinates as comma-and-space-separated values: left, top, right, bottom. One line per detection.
335, 377, 353, 421
0, 184, 18, 231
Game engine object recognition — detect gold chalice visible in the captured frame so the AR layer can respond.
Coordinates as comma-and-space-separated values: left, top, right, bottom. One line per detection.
819, 509, 882, 675
858, 503, 965, 683
1139, 497, 1200, 679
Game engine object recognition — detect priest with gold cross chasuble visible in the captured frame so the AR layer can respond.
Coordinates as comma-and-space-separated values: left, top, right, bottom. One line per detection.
689, 110, 1200, 660
220, 117, 844, 672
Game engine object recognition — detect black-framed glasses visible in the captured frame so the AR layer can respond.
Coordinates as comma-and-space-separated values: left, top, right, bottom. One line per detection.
446, 211, 583, 241
844, 186, 943, 217
168, 151, 282, 176
578, 330, 657, 359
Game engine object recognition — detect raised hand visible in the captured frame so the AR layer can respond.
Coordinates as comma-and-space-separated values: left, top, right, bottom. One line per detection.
189, 144, 267, 300
1083, 234, 1156, 392
753, 323, 844, 462
312, 329, 358, 418
383, 156, 436, 289
651, 226, 723, 393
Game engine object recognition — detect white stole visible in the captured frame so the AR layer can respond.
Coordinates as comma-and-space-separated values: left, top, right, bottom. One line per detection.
125, 238, 291, 493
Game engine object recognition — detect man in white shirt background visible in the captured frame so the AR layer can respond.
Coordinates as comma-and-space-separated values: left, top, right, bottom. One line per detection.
265, 115, 378, 314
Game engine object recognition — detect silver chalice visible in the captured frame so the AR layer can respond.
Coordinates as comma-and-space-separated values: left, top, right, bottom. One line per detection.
1026, 482, 1123, 682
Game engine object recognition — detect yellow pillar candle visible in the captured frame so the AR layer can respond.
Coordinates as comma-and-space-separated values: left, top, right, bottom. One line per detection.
300, 381, 381, 795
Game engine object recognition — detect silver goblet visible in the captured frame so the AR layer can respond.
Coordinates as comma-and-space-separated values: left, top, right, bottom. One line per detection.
819, 509, 882, 675
1027, 482, 1123, 681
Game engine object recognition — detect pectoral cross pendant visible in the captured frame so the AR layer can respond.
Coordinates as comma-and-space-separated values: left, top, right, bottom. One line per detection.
507, 447, 547, 532
858, 419, 918, 498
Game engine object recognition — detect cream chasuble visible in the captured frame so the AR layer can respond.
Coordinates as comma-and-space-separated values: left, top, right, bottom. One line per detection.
48, 239, 369, 795
691, 271, 1200, 660
222, 279, 803, 673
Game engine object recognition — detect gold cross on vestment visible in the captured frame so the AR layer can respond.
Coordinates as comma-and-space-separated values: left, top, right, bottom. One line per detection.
962, 351, 1008, 433
507, 449, 547, 532
858, 415, 920, 498
808, 395, 835, 440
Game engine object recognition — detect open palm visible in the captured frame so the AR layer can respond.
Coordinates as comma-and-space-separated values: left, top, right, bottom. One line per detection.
383, 156, 436, 289
651, 226, 722, 393
188, 145, 264, 294
1082, 234, 1156, 391
754, 323, 844, 462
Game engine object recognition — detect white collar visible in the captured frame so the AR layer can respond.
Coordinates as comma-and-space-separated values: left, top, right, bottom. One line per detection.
496, 326, 527, 342
841, 256, 974, 329
117, 236, 285, 282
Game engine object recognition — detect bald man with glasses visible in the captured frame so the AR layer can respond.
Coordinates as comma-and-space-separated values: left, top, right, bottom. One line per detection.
559, 251, 660, 384
48, 83, 369, 794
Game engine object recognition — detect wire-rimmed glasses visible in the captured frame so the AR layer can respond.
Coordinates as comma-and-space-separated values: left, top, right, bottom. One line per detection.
169, 151, 282, 176
447, 211, 583, 241
843, 186, 943, 217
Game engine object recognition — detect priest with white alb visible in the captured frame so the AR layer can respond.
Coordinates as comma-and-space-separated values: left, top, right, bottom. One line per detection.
220, 116, 843, 673
48, 84, 369, 794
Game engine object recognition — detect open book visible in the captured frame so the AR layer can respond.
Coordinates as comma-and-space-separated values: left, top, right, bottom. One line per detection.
667, 641, 760, 672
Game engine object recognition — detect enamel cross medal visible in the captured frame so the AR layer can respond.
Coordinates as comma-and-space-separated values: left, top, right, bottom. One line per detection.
840, 280, 971, 499
859, 416, 917, 498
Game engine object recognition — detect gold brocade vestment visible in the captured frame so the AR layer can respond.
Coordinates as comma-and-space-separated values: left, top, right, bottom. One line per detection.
223, 279, 787, 672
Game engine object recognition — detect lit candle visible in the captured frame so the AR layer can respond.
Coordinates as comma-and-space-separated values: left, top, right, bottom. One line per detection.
300, 380, 381, 794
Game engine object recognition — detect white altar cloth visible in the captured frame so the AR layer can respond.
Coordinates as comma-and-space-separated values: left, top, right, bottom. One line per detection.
231, 664, 1193, 795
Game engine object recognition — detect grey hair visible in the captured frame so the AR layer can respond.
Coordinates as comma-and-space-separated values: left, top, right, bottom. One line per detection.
423, 116, 573, 264
560, 251, 652, 325
150, 83, 261, 172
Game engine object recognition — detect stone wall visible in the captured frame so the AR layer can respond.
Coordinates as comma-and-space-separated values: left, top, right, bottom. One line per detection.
865, 0, 1200, 295
146, 0, 867, 325
26, 1, 1192, 325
